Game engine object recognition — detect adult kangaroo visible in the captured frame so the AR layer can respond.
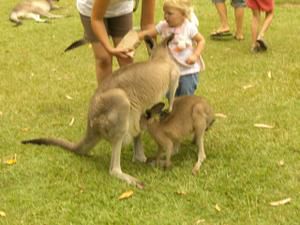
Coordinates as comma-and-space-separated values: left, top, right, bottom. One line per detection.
22, 35, 180, 188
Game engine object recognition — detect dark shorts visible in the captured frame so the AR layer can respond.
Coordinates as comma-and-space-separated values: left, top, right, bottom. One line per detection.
80, 13, 133, 42
212, 0, 246, 7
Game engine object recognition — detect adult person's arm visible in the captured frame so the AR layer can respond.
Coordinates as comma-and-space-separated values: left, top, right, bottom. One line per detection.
91, 0, 130, 58
140, 0, 156, 30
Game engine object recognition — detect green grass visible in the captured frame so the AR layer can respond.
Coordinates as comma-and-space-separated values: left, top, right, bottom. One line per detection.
1, 0, 299, 224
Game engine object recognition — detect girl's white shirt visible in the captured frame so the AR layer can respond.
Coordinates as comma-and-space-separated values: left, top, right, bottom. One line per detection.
156, 18, 201, 76
77, 0, 134, 18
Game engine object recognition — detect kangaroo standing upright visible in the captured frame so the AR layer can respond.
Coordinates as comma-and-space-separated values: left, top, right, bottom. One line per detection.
22, 35, 180, 188
9, 0, 64, 26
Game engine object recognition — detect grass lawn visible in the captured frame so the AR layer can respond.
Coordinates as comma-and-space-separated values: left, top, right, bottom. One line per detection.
1, 0, 299, 224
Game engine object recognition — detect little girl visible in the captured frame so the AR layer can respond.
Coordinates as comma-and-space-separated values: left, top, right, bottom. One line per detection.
247, 0, 274, 52
138, 0, 205, 96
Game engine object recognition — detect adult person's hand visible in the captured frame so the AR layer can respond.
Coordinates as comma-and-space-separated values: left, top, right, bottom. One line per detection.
91, 0, 155, 58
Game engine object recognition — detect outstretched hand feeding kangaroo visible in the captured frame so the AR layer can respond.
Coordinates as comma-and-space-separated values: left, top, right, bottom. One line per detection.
21, 34, 180, 189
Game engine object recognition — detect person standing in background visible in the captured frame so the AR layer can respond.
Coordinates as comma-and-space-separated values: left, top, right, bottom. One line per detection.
210, 0, 245, 41
246, 0, 274, 52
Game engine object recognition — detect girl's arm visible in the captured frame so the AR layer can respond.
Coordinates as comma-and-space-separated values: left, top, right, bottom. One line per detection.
91, 0, 131, 58
186, 33, 205, 65
138, 27, 158, 41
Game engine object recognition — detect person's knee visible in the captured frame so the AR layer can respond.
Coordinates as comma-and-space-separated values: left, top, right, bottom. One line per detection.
266, 10, 274, 17
95, 55, 112, 69
212, 0, 225, 4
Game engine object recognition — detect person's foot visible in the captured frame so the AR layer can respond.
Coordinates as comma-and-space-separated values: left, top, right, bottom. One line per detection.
210, 28, 233, 40
234, 33, 244, 41
210, 27, 231, 36
256, 39, 267, 51
251, 45, 260, 53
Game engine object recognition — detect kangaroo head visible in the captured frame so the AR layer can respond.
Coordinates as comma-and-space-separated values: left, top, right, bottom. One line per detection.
140, 102, 166, 129
145, 102, 165, 119
144, 33, 175, 59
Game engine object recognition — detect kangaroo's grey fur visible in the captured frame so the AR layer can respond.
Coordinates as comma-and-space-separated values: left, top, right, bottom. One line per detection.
9, 0, 63, 26
21, 35, 180, 188
140, 95, 215, 175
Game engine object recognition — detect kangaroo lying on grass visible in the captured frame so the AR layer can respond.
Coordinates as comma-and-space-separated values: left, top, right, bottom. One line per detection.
140, 95, 215, 175
22, 35, 180, 188
9, 0, 64, 26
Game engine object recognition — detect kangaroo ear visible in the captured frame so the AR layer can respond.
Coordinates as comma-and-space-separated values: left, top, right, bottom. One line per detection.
162, 33, 175, 47
150, 102, 165, 114
144, 35, 156, 50
145, 109, 152, 119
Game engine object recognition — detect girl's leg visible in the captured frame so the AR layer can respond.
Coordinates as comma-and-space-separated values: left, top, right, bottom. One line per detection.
91, 42, 113, 85
234, 7, 244, 39
257, 10, 274, 40
176, 74, 198, 97
251, 9, 261, 48
213, 2, 230, 33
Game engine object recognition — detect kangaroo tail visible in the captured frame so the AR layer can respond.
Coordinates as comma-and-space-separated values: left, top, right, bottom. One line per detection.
64, 39, 88, 52
21, 134, 100, 156
9, 12, 22, 26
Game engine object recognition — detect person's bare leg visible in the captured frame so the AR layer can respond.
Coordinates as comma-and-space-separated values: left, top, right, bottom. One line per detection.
257, 10, 274, 40
91, 42, 113, 85
212, 2, 230, 33
234, 7, 244, 39
251, 9, 261, 48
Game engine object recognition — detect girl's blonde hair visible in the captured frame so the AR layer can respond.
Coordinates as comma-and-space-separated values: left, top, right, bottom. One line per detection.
163, 0, 194, 20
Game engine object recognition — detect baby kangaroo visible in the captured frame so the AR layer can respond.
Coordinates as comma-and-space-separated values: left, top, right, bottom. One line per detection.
141, 95, 215, 175
9, 0, 63, 26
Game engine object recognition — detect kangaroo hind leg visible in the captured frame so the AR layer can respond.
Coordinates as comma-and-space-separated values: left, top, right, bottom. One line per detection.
96, 89, 144, 188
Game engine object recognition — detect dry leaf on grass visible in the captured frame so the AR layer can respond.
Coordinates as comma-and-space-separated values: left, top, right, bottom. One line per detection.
270, 197, 291, 206
0, 211, 6, 217
65, 95, 73, 100
215, 204, 221, 212
118, 190, 134, 200
21, 127, 29, 132
69, 117, 75, 126
195, 219, 205, 224
278, 160, 285, 166
176, 191, 187, 196
243, 84, 254, 90
267, 71, 272, 79
4, 154, 17, 165
254, 123, 275, 129
215, 113, 227, 118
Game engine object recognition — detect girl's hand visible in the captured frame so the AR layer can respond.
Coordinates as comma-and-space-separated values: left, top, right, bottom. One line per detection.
109, 47, 133, 59
185, 54, 198, 65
